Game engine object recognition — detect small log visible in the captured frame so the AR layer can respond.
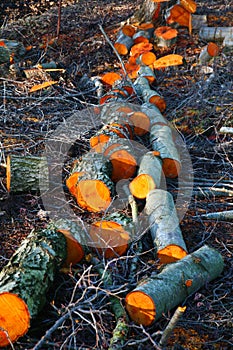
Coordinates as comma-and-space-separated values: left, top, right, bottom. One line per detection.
197, 210, 233, 221
150, 124, 181, 178
219, 126, 233, 134
0, 223, 84, 347
145, 189, 188, 263
166, 5, 192, 33
89, 212, 133, 258
199, 27, 233, 42
140, 103, 168, 126
125, 245, 224, 325
6, 155, 49, 193
138, 22, 155, 36
134, 76, 166, 112
154, 26, 178, 48
66, 152, 114, 212
129, 152, 162, 199
198, 42, 220, 64
114, 33, 134, 55
101, 72, 122, 86
138, 65, 156, 84
121, 24, 136, 37
136, 51, 157, 66
133, 30, 151, 44
191, 14, 207, 30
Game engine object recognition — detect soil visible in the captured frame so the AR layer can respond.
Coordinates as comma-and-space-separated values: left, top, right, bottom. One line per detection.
0, 1, 233, 349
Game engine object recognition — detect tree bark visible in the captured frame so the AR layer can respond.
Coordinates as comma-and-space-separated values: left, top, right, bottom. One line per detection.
125, 245, 224, 326
131, 0, 159, 23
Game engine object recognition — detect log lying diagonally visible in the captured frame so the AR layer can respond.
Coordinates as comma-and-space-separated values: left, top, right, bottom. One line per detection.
125, 245, 224, 326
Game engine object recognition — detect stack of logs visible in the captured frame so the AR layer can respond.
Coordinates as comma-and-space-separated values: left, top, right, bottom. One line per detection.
0, 0, 224, 347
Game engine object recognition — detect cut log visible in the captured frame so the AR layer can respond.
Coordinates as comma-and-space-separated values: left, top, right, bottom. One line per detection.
129, 152, 162, 199
140, 103, 168, 126
101, 72, 122, 86
199, 27, 233, 42
66, 152, 114, 212
145, 189, 188, 263
121, 24, 137, 37
128, 111, 151, 136
134, 76, 166, 112
153, 54, 183, 69
150, 124, 181, 178
138, 22, 155, 36
130, 42, 153, 57
138, 65, 156, 84
136, 51, 157, 66
125, 245, 224, 325
114, 33, 134, 55
178, 0, 197, 14
131, 0, 159, 23
0, 224, 72, 346
154, 26, 178, 48
89, 213, 133, 258
198, 42, 220, 64
133, 30, 151, 44
6, 155, 49, 193
166, 4, 192, 33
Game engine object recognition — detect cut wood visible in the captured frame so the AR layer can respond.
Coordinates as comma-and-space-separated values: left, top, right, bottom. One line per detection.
197, 210, 233, 221
138, 22, 155, 36
138, 65, 156, 84
101, 72, 122, 86
150, 124, 181, 178
134, 76, 166, 112
219, 126, 233, 134
121, 24, 136, 37
66, 152, 114, 212
178, 0, 197, 14
136, 51, 157, 66
125, 245, 224, 325
89, 212, 133, 258
129, 152, 162, 199
145, 189, 187, 263
0, 224, 77, 347
133, 30, 151, 44
140, 103, 168, 126
199, 27, 233, 42
114, 32, 134, 55
166, 4, 192, 33
6, 155, 49, 193
154, 26, 178, 48
198, 42, 219, 64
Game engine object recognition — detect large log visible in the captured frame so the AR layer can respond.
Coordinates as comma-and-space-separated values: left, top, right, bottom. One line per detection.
0, 223, 85, 347
6, 155, 49, 193
145, 189, 188, 263
125, 245, 224, 326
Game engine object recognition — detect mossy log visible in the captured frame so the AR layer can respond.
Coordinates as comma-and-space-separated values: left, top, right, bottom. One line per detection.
0, 223, 85, 347
129, 151, 162, 199
6, 155, 49, 193
66, 151, 114, 212
125, 245, 224, 326
150, 124, 181, 178
145, 189, 188, 263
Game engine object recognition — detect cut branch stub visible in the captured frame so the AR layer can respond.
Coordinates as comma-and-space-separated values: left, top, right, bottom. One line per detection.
0, 225, 68, 346
125, 245, 224, 326
145, 189, 188, 263
66, 152, 114, 212
6, 155, 49, 193
129, 152, 162, 199
150, 124, 181, 178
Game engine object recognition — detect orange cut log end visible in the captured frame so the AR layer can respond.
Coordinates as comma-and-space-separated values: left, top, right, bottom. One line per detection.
207, 42, 220, 57
109, 150, 137, 182
58, 229, 84, 266
90, 134, 110, 149
162, 158, 181, 178
149, 95, 166, 112
158, 245, 188, 264
129, 174, 156, 199
154, 26, 178, 40
134, 36, 149, 44
114, 42, 129, 55
0, 292, 30, 347
101, 72, 122, 86
122, 25, 136, 37
6, 155, 11, 192
90, 221, 129, 258
66, 172, 85, 196
125, 291, 156, 326
76, 179, 111, 212
140, 51, 157, 66
129, 111, 150, 135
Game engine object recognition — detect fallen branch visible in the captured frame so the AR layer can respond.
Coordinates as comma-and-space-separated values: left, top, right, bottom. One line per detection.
159, 306, 186, 347
196, 210, 233, 221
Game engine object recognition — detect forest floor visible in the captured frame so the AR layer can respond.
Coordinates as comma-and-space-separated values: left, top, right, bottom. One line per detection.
0, 0, 233, 349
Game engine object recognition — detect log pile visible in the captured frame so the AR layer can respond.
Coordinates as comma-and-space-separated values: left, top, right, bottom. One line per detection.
0, 0, 226, 347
